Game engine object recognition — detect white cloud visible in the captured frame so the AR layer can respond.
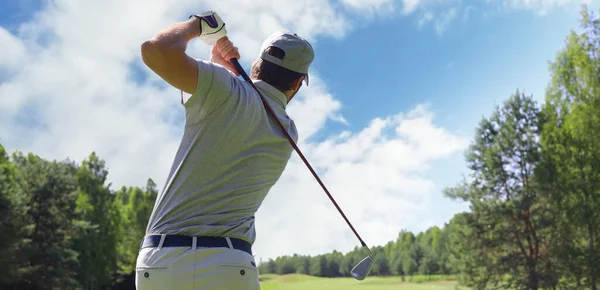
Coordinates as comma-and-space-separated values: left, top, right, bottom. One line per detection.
287, 75, 346, 142
0, 0, 468, 261
0, 28, 26, 74
417, 8, 458, 34
418, 11, 435, 27
342, 0, 397, 13
435, 8, 459, 34
403, 0, 423, 14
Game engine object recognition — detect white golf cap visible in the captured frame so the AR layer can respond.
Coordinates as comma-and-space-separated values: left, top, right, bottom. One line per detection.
259, 31, 314, 85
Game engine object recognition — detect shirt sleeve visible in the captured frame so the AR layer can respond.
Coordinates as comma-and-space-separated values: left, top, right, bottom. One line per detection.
182, 60, 237, 123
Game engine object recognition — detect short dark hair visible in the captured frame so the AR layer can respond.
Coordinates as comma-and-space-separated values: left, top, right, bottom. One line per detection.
250, 46, 305, 93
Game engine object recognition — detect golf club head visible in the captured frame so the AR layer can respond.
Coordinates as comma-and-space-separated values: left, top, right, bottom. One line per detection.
350, 256, 373, 281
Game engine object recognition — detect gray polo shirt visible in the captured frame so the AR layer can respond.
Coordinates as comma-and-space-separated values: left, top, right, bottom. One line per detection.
145, 60, 298, 245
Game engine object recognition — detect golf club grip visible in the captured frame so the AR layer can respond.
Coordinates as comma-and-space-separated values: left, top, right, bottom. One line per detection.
230, 58, 369, 250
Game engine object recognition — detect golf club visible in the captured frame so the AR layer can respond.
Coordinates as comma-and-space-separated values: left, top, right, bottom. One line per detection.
229, 57, 374, 281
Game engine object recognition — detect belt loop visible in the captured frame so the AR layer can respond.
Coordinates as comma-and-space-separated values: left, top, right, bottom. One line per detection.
225, 237, 234, 249
158, 234, 166, 250
192, 237, 197, 250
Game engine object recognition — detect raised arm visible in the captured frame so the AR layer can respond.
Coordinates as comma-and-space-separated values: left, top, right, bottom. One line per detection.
141, 18, 201, 94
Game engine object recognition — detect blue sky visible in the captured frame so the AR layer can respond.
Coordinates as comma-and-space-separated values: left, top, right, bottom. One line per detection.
316, 3, 584, 133
0, 0, 596, 259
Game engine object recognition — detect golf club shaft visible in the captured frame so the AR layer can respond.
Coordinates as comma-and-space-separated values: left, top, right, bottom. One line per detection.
230, 58, 370, 252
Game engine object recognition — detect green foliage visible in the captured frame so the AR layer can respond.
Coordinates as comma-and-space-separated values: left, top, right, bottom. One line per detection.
114, 180, 158, 276
444, 92, 555, 290
538, 5, 600, 290
12, 152, 82, 290
72, 152, 121, 289
0, 145, 29, 287
0, 144, 158, 290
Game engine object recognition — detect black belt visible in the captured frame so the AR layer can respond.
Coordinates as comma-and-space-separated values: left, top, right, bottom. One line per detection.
141, 235, 252, 256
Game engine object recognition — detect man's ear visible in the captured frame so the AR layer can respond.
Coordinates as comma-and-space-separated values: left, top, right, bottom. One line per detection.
286, 76, 304, 103
293, 76, 303, 91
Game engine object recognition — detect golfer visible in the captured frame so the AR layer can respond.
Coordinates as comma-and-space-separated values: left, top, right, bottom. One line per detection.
135, 10, 314, 290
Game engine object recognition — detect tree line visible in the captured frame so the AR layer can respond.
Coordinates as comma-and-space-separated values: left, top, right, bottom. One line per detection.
257, 226, 455, 278
1, 5, 599, 290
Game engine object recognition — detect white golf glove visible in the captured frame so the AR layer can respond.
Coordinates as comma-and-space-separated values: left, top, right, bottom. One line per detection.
189, 11, 227, 45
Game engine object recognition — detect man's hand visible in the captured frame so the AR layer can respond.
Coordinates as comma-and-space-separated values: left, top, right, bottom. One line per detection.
211, 37, 241, 76
193, 11, 228, 46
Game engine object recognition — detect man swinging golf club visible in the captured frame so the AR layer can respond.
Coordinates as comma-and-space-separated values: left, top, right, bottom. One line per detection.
138, 10, 374, 290
137, 10, 312, 289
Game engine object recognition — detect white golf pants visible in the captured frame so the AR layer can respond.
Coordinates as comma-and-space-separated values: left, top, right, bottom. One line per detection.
135, 240, 260, 289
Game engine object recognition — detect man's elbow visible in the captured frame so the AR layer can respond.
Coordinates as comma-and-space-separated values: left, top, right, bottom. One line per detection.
141, 40, 165, 68
141, 40, 187, 70
141, 39, 156, 56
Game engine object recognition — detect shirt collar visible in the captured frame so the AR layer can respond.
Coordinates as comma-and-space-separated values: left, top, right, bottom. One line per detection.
252, 80, 288, 109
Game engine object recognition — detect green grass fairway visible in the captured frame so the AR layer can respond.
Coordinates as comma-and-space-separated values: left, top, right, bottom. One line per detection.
259, 274, 469, 290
